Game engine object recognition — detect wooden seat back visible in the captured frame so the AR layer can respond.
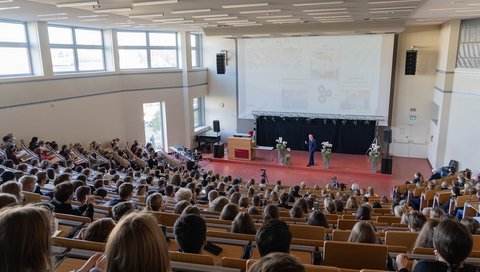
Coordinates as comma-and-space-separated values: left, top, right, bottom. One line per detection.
169, 251, 215, 266
148, 212, 179, 227
331, 229, 351, 241
322, 241, 388, 270
376, 216, 400, 225
384, 231, 418, 252
289, 225, 324, 240
51, 236, 105, 252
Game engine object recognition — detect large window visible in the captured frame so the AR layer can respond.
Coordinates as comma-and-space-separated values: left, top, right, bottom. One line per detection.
48, 25, 105, 73
191, 33, 202, 67
117, 31, 178, 70
193, 97, 205, 128
0, 21, 32, 77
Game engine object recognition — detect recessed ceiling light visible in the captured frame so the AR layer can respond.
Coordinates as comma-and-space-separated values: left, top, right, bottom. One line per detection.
256, 15, 293, 19
368, 0, 421, 4
80, 18, 107, 21
192, 14, 229, 18
129, 13, 164, 18
0, 0, 14, 3
78, 14, 108, 18
307, 11, 349, 15
222, 3, 269, 9
303, 8, 347, 12
0, 6, 19, 10
429, 7, 469, 11
37, 13, 68, 17
152, 17, 185, 22
132, 0, 178, 6
266, 18, 302, 22
370, 6, 417, 11
93, 7, 132, 13
57, 1, 98, 8
293, 1, 344, 7
171, 8, 211, 14
239, 9, 281, 14
44, 17, 69, 20
203, 16, 239, 21
369, 9, 414, 13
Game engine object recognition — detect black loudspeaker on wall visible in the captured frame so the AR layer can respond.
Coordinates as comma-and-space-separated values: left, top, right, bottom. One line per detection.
216, 53, 226, 74
381, 157, 393, 174
213, 120, 220, 133
383, 128, 392, 144
405, 50, 417, 75
213, 143, 224, 158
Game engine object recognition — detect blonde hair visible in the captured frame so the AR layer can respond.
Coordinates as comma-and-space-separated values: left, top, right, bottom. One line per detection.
146, 193, 163, 211
0, 206, 52, 272
105, 212, 171, 272
348, 221, 378, 244
0, 181, 23, 204
19, 175, 37, 192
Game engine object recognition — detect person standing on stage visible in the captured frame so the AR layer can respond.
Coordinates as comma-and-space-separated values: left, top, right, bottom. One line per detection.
305, 134, 317, 167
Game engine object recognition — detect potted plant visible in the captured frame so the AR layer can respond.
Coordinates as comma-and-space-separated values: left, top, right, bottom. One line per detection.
321, 141, 333, 169
368, 143, 381, 173
275, 137, 287, 164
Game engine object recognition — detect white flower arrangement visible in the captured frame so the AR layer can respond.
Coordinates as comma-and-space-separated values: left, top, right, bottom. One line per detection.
368, 143, 381, 165
275, 137, 287, 150
321, 141, 333, 162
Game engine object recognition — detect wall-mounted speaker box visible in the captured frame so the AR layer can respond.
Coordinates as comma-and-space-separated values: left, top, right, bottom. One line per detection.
213, 143, 224, 158
383, 128, 392, 144
213, 120, 220, 133
216, 53, 226, 74
381, 157, 393, 174
405, 50, 417, 75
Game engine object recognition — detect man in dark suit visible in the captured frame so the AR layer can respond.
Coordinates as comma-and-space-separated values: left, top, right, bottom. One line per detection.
305, 134, 317, 167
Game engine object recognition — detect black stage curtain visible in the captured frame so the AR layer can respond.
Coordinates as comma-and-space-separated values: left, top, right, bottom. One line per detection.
256, 116, 376, 155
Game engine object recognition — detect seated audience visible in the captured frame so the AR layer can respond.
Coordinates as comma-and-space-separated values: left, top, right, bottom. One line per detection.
231, 212, 257, 235
145, 192, 164, 212
174, 214, 207, 254
256, 219, 292, 257
220, 203, 239, 221
290, 205, 304, 219
112, 202, 136, 221
248, 252, 306, 272
50, 182, 94, 218
413, 220, 439, 249
209, 196, 229, 212
19, 175, 37, 193
0, 193, 18, 209
78, 218, 116, 243
348, 221, 378, 244
408, 211, 427, 232
105, 183, 134, 207
396, 220, 475, 272
307, 210, 329, 228
0, 181, 23, 203
174, 200, 191, 214
355, 204, 372, 220
461, 217, 479, 235
263, 204, 280, 222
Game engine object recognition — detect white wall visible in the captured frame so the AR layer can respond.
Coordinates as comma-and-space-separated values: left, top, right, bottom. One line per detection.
390, 25, 440, 158
203, 36, 238, 135
0, 70, 208, 148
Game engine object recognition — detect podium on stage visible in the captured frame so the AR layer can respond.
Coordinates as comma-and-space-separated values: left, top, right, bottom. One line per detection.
227, 136, 256, 161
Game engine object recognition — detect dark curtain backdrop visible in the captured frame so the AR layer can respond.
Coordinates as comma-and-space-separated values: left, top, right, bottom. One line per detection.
256, 116, 376, 154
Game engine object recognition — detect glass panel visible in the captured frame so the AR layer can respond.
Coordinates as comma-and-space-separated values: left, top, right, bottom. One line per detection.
77, 49, 104, 71
48, 26, 73, 45
143, 102, 165, 150
0, 47, 30, 75
51, 48, 75, 72
119, 49, 148, 69
117, 31, 147, 46
151, 49, 177, 68
192, 49, 197, 67
193, 97, 198, 109
0, 22, 27, 43
194, 110, 200, 127
149, 32, 177, 47
75, 28, 103, 46
191, 34, 196, 48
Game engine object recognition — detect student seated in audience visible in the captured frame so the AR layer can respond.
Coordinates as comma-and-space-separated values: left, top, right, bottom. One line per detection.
112, 201, 136, 222
0, 205, 98, 272
396, 220, 475, 272
307, 210, 329, 228
75, 185, 92, 203
174, 200, 191, 214
209, 196, 229, 212
220, 203, 239, 221
348, 221, 378, 244
460, 217, 479, 235
408, 211, 427, 232
181, 205, 200, 216
18, 175, 37, 194
77, 218, 116, 243
86, 212, 171, 272
263, 204, 280, 222
0, 181, 23, 204
413, 220, 439, 249
256, 219, 292, 257
277, 192, 291, 209
290, 205, 304, 219
50, 182, 95, 218
355, 204, 372, 220
105, 182, 133, 207
248, 252, 306, 272
163, 184, 177, 204
35, 171, 48, 195
231, 212, 257, 235
0, 171, 15, 185
175, 187, 193, 202
174, 214, 207, 254
0, 193, 18, 209
145, 192, 164, 212
324, 197, 337, 214
430, 207, 445, 219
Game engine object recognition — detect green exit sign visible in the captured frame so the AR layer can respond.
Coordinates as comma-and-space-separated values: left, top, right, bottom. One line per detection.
409, 115, 417, 121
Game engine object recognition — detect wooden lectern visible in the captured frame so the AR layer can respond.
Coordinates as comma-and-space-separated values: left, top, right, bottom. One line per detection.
227, 136, 256, 161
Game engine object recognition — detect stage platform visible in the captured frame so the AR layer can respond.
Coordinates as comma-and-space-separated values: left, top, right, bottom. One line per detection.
202, 150, 432, 196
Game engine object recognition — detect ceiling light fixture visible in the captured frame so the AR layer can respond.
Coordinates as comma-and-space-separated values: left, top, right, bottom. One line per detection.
256, 15, 293, 19
132, 0, 178, 7
222, 3, 269, 9
192, 14, 229, 18
77, 14, 108, 18
57, 1, 98, 8
302, 8, 347, 12
37, 13, 68, 17
0, 6, 19, 10
171, 8, 211, 14
129, 13, 164, 18
293, 1, 344, 7
93, 7, 133, 13
368, 0, 421, 4
43, 17, 69, 20
152, 17, 185, 22
239, 9, 281, 14
203, 16, 239, 21
0, 0, 13, 3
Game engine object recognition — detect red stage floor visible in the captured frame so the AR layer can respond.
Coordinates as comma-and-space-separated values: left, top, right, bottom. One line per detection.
201, 150, 432, 197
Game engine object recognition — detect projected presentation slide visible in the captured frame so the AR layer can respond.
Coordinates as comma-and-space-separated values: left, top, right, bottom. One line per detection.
237, 34, 394, 124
